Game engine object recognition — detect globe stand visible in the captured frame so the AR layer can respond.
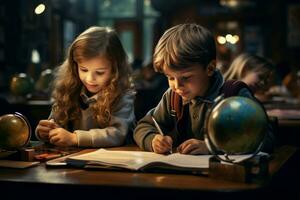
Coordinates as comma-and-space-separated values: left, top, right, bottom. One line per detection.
203, 95, 270, 183
209, 154, 269, 183
20, 148, 35, 161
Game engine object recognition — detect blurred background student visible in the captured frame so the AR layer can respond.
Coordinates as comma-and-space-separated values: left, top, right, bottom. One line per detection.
133, 61, 168, 120
223, 53, 275, 102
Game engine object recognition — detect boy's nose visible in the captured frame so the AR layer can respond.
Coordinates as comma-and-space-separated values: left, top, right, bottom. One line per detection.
174, 79, 183, 89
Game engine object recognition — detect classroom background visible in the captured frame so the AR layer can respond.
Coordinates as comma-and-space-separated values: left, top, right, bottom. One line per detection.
0, 0, 299, 145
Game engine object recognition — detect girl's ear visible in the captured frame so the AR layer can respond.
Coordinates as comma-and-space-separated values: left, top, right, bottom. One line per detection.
207, 60, 216, 76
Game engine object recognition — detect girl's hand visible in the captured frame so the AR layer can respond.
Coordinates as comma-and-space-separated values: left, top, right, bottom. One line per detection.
48, 128, 78, 147
151, 134, 173, 154
177, 139, 210, 155
36, 119, 59, 141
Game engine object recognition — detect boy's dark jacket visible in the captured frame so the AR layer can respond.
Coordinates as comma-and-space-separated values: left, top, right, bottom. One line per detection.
133, 70, 275, 153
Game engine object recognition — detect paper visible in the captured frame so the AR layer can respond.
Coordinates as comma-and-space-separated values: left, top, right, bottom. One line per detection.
65, 149, 257, 172
65, 149, 211, 171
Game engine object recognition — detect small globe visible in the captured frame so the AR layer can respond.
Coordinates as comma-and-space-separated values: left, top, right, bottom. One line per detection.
205, 96, 267, 155
0, 113, 31, 149
35, 68, 53, 92
10, 73, 34, 96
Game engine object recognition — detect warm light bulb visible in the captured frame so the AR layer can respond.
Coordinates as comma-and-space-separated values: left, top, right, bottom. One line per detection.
217, 36, 226, 44
230, 35, 239, 44
35, 4, 46, 15
225, 34, 233, 42
31, 49, 40, 64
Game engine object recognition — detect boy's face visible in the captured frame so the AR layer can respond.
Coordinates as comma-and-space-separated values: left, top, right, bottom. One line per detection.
77, 55, 112, 94
164, 64, 215, 101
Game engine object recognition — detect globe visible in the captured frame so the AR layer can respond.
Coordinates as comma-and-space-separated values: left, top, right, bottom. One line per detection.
0, 113, 31, 149
35, 68, 53, 92
10, 73, 34, 96
205, 96, 268, 157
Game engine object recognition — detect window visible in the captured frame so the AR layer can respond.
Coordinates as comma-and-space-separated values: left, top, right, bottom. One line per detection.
97, 0, 160, 66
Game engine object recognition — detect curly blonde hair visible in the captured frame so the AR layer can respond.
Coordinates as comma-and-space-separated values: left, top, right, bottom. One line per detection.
51, 26, 131, 128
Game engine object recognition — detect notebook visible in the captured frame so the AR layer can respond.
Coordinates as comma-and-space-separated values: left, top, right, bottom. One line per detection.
63, 149, 261, 174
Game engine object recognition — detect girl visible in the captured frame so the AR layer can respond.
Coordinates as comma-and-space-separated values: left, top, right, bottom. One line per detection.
224, 53, 275, 102
35, 26, 135, 147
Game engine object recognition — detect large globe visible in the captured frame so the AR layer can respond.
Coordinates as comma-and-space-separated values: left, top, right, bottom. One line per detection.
205, 96, 267, 154
10, 73, 34, 96
0, 113, 31, 149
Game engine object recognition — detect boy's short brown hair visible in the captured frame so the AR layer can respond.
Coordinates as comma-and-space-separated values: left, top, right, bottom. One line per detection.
153, 23, 216, 73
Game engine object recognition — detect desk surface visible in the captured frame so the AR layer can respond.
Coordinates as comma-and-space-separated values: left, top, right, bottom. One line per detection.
265, 103, 300, 147
0, 145, 298, 199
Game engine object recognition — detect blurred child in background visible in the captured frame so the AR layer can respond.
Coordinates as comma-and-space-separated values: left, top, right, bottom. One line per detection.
224, 53, 275, 102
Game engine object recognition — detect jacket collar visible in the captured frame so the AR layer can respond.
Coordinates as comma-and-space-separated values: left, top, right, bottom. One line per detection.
185, 69, 224, 105
80, 87, 98, 105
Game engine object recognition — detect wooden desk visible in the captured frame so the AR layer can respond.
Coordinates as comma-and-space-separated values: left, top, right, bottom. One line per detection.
277, 121, 300, 147
266, 106, 300, 146
0, 146, 299, 199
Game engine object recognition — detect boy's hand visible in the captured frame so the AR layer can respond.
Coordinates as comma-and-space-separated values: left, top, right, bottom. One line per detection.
48, 128, 78, 147
36, 119, 59, 141
177, 139, 210, 155
152, 134, 173, 154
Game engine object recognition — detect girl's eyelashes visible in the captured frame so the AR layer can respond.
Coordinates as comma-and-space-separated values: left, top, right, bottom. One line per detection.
79, 67, 88, 72
79, 67, 105, 75
96, 71, 105, 75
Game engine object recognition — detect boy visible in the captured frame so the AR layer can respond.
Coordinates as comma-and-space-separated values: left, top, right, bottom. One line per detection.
133, 23, 274, 155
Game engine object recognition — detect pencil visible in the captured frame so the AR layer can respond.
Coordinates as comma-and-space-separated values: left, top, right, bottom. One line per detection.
151, 116, 172, 154
151, 116, 164, 136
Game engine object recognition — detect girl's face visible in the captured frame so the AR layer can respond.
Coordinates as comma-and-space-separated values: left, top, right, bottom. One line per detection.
77, 55, 112, 94
164, 64, 214, 101
242, 72, 260, 92
241, 71, 270, 92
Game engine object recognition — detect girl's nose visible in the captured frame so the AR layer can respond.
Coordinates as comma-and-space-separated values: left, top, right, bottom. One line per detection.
86, 72, 95, 82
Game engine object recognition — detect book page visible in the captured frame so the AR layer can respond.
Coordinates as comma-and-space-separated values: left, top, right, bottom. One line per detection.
159, 153, 211, 169
67, 149, 166, 170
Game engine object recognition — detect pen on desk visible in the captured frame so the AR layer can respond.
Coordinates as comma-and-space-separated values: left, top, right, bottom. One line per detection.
151, 116, 172, 154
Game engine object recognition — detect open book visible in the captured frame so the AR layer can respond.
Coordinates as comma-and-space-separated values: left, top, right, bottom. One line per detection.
64, 149, 261, 174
